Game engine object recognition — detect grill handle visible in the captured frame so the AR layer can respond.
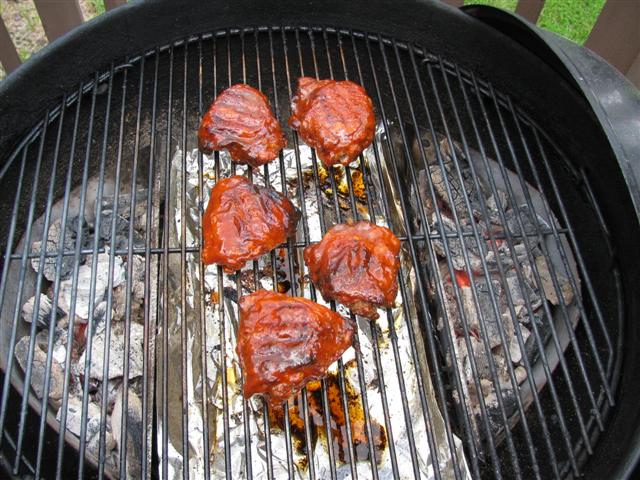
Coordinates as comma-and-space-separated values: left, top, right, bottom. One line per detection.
463, 5, 640, 226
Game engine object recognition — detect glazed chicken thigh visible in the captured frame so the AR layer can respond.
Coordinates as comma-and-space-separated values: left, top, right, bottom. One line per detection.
202, 176, 300, 270
237, 290, 354, 406
198, 84, 286, 167
304, 221, 401, 319
289, 77, 375, 167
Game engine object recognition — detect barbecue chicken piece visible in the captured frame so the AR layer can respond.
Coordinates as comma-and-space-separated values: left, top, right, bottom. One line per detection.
202, 176, 300, 270
289, 77, 375, 167
198, 84, 286, 167
237, 290, 354, 406
304, 221, 401, 319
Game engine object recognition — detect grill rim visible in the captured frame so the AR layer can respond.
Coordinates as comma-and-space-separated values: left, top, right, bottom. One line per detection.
0, 1, 636, 478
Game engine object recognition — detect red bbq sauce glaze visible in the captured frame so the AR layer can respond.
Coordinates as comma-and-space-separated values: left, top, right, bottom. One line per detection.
237, 290, 354, 407
304, 221, 401, 320
289, 77, 375, 167
198, 84, 286, 167
202, 176, 300, 271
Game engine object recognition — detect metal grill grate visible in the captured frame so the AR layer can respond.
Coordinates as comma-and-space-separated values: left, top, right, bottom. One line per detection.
0, 26, 621, 480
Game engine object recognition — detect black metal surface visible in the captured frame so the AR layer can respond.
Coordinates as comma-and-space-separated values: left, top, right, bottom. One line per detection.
463, 4, 640, 224
460, 8, 640, 477
0, 1, 637, 479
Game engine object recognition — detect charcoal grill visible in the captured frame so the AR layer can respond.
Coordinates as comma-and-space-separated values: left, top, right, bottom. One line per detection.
0, 1, 639, 479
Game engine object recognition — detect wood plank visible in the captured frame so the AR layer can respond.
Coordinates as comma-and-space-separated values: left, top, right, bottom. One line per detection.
586, 0, 640, 74
33, 0, 84, 42
104, 0, 126, 10
515, 0, 545, 23
0, 19, 22, 74
443, 0, 464, 7
626, 51, 640, 89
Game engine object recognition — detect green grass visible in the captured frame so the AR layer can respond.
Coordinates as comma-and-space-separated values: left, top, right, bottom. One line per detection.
88, 0, 106, 16
464, 0, 518, 10
463, 0, 606, 45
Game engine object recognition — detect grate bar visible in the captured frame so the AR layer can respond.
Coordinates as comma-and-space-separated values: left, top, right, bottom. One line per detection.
0, 146, 29, 449
33, 94, 68, 480
197, 36, 213, 480
213, 33, 233, 480
338, 29, 402, 480
258, 26, 278, 480
265, 28, 297, 480
234, 30, 256, 480
179, 38, 191, 480
239, 31, 256, 480
100, 64, 131, 479
5, 228, 565, 262
142, 49, 161, 480
161, 45, 174, 480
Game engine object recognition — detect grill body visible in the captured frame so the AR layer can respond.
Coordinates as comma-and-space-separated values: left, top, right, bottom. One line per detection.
0, 1, 638, 479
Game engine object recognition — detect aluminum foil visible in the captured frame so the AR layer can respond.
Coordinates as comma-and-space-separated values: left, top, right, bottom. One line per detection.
156, 126, 471, 479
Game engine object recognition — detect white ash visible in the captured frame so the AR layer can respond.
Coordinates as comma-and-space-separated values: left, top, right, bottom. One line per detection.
111, 386, 143, 479
14, 336, 65, 403
428, 160, 483, 222
92, 300, 110, 323
51, 326, 69, 365
21, 293, 63, 329
14, 173, 152, 480
57, 248, 125, 320
30, 219, 77, 282
431, 213, 483, 273
535, 255, 575, 306
78, 321, 144, 380
56, 397, 101, 437
486, 191, 508, 225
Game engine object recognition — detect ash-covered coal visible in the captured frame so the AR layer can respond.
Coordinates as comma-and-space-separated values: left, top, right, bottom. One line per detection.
30, 218, 77, 282
411, 133, 578, 441
13, 177, 150, 478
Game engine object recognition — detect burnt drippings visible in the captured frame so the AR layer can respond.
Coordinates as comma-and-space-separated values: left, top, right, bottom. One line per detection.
270, 372, 387, 467
299, 165, 369, 216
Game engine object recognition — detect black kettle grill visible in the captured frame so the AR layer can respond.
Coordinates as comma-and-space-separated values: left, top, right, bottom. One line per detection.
0, 1, 638, 479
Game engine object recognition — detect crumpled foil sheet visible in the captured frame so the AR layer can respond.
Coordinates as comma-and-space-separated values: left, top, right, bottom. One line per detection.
156, 125, 471, 479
